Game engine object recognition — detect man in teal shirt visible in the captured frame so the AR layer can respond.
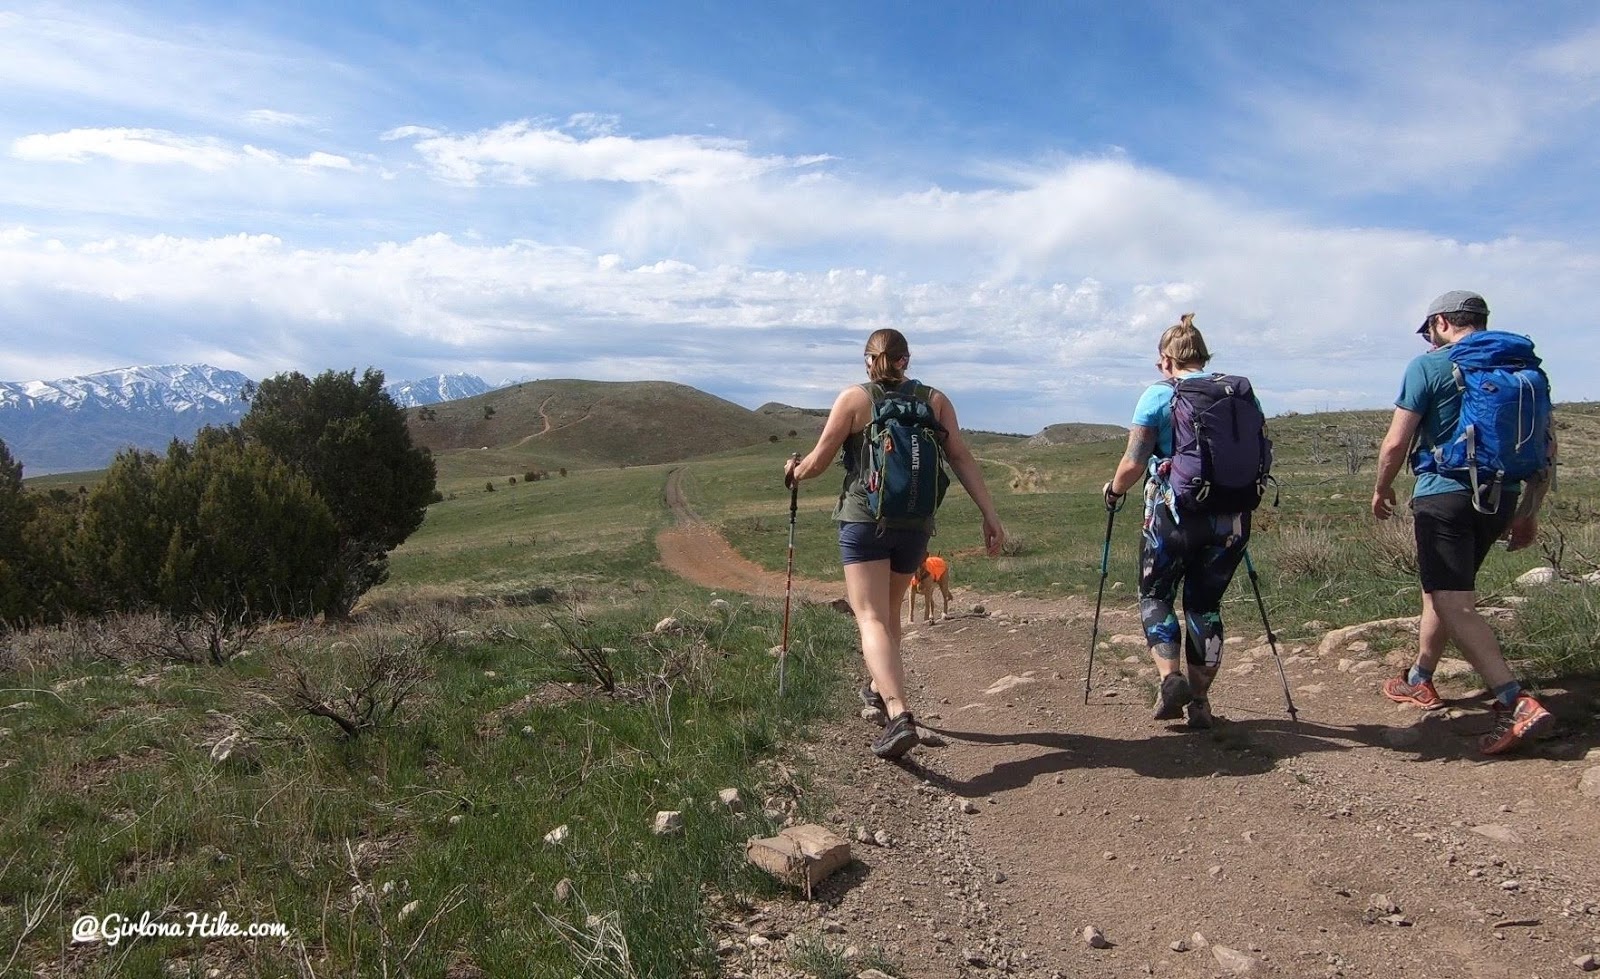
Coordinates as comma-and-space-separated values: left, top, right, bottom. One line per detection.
1370, 291, 1554, 754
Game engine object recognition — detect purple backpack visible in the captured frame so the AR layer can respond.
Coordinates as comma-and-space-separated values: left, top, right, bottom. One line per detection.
1165, 374, 1274, 514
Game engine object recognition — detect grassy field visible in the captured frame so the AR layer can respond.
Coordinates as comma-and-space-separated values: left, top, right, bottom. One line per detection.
3, 400, 1596, 976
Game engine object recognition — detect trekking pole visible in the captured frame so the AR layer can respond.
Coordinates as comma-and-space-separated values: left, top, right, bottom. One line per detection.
1084, 489, 1124, 705
1242, 548, 1298, 723
779, 454, 800, 697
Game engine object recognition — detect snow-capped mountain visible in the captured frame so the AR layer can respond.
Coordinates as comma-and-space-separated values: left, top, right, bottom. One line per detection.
0, 365, 498, 476
0, 365, 255, 476
383, 373, 493, 407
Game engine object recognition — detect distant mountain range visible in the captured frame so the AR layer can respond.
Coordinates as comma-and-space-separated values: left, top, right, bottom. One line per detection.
382, 372, 493, 408
0, 365, 494, 476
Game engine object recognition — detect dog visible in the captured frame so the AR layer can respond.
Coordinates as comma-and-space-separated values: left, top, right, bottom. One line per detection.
906, 555, 953, 623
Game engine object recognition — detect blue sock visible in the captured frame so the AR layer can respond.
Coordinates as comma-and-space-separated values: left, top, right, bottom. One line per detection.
1407, 665, 1434, 687
1491, 681, 1522, 707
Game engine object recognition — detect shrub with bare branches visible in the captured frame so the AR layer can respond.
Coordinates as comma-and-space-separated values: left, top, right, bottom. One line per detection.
277, 638, 430, 739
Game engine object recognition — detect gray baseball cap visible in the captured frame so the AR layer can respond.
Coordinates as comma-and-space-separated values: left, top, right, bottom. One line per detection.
1418, 290, 1489, 334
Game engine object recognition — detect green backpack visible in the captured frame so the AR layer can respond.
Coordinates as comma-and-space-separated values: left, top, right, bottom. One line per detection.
859, 379, 950, 526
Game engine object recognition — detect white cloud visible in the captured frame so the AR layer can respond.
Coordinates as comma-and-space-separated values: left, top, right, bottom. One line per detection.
0, 8, 362, 130
14, 128, 242, 170
380, 125, 441, 142
1233, 18, 1600, 193
12, 128, 355, 172
1532, 24, 1600, 79
403, 119, 832, 187
2, 196, 1596, 434
245, 108, 314, 127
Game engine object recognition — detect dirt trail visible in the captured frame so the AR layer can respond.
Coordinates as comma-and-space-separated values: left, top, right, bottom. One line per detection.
655, 468, 842, 604
654, 474, 1600, 979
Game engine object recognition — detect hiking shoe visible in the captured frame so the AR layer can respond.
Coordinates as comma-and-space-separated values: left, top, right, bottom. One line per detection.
859, 682, 886, 713
872, 711, 920, 759
1153, 673, 1193, 721
1479, 694, 1553, 755
1185, 698, 1214, 730
1383, 673, 1444, 711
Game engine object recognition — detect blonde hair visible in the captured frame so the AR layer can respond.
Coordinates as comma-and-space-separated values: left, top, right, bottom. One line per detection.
864, 329, 910, 385
1158, 313, 1211, 368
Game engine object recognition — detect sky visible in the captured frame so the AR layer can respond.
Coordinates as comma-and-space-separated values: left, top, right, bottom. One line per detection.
3, 0, 1599, 433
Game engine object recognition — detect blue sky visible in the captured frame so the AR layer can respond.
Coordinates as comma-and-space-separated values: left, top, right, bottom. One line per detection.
3, 0, 1598, 432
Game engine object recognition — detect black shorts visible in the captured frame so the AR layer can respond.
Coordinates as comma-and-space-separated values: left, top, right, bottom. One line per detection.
838, 522, 929, 575
1411, 491, 1517, 594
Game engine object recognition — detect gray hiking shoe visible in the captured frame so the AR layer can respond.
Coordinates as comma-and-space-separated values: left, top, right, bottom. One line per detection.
860, 682, 888, 725
872, 711, 919, 759
1185, 698, 1214, 730
1153, 673, 1193, 721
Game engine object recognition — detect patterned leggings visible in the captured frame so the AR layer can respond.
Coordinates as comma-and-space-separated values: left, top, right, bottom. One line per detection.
1138, 505, 1250, 678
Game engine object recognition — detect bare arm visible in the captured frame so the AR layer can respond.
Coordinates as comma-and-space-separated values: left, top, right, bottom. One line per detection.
931, 391, 1005, 556
1371, 407, 1421, 520
1106, 426, 1157, 503
785, 386, 868, 483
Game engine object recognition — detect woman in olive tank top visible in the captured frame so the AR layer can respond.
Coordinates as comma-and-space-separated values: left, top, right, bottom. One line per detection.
784, 329, 1005, 759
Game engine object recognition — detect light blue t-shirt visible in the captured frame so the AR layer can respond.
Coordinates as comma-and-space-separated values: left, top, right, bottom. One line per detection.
1130, 370, 1211, 458
1396, 342, 1520, 500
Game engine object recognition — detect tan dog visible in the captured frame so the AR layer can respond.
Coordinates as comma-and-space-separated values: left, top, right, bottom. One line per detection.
906, 555, 952, 623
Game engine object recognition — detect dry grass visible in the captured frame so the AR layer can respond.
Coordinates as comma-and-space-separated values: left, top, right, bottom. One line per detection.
1265, 519, 1339, 581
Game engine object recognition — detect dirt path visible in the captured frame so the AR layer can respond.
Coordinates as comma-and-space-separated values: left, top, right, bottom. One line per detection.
654, 476, 1600, 978
655, 468, 843, 604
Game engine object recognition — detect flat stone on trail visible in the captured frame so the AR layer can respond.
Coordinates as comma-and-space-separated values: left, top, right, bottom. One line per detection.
984, 674, 1037, 696
745, 824, 851, 892
1082, 925, 1111, 948
1211, 945, 1257, 974
1471, 823, 1524, 844
1433, 657, 1476, 680
1578, 767, 1600, 800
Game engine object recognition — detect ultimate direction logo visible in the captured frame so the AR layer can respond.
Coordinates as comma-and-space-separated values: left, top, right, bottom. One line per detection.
908, 431, 921, 510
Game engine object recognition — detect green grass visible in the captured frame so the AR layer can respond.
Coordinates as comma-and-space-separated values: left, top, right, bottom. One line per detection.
5, 401, 1597, 976
0, 599, 860, 976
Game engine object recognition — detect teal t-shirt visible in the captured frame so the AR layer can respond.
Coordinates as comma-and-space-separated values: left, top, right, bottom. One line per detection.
1130, 370, 1212, 458
1396, 342, 1521, 499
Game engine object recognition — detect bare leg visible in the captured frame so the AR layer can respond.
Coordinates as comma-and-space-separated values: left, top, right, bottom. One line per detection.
1427, 589, 1514, 689
847, 560, 916, 717
1412, 592, 1449, 672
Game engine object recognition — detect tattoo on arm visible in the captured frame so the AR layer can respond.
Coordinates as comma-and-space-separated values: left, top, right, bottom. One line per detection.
1123, 431, 1155, 464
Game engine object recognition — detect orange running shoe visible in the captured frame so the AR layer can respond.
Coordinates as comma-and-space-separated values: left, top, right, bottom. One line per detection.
1480, 694, 1553, 755
1383, 673, 1444, 711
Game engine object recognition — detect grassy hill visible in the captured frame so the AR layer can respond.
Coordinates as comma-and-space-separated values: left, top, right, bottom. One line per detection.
1027, 422, 1127, 446
407, 380, 811, 483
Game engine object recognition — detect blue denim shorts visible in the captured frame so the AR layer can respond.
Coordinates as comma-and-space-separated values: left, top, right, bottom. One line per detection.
838, 522, 930, 575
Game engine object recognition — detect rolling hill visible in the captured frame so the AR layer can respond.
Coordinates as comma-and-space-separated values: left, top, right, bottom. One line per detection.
406, 379, 814, 474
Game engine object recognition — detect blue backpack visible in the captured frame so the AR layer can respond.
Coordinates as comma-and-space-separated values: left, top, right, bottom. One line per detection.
1413, 330, 1552, 514
858, 379, 950, 527
1165, 374, 1275, 515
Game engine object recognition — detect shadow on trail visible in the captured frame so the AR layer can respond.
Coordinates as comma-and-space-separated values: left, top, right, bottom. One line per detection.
903, 704, 1582, 797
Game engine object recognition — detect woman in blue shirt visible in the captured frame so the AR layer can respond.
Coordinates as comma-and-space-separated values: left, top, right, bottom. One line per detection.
1102, 314, 1252, 730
